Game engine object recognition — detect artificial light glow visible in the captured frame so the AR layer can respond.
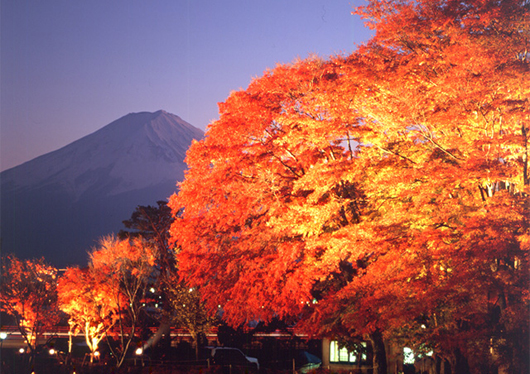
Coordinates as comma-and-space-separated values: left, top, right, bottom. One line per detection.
19, 348, 25, 354
403, 347, 415, 365
0, 332, 7, 340
149, 287, 155, 293
135, 347, 143, 355
49, 348, 56, 355
94, 351, 100, 357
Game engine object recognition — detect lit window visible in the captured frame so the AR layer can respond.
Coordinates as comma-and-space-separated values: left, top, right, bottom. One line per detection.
330, 341, 367, 363
403, 347, 415, 364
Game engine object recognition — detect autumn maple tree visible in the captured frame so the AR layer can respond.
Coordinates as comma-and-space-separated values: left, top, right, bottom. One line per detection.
169, 1, 528, 374
328, 1, 530, 372
89, 235, 156, 368
57, 266, 119, 362
0, 255, 60, 362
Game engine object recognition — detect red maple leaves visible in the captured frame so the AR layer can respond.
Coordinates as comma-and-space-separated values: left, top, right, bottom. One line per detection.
170, 1, 529, 373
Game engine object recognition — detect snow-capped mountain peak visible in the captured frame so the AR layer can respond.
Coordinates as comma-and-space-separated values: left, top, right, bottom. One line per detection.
2, 110, 203, 199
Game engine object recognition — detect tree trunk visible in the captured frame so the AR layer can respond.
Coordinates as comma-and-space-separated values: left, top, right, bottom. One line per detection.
369, 329, 387, 374
195, 336, 200, 361
435, 355, 442, 374
452, 348, 470, 374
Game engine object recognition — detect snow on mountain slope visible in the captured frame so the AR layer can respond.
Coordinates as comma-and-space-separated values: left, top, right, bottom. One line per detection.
2, 110, 202, 199
0, 110, 203, 267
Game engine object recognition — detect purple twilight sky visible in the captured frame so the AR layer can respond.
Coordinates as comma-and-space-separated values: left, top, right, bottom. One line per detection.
1, 0, 373, 172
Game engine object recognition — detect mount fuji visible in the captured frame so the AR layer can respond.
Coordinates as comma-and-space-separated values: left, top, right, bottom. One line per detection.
1, 110, 203, 267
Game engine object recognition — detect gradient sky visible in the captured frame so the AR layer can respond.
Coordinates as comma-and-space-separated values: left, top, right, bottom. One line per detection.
1, 0, 373, 172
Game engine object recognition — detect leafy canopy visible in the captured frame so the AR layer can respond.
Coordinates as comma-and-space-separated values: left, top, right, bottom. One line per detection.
169, 1, 529, 373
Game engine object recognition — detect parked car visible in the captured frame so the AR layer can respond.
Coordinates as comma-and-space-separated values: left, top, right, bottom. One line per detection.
205, 346, 259, 371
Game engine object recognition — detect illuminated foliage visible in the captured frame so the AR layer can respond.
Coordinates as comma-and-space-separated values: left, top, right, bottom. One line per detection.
0, 255, 60, 356
89, 235, 156, 368
57, 266, 119, 362
170, 1, 529, 373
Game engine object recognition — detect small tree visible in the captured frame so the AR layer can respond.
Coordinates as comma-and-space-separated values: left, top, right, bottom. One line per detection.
89, 235, 157, 368
119, 200, 175, 275
163, 278, 218, 359
0, 255, 60, 363
57, 266, 119, 363
120, 202, 217, 358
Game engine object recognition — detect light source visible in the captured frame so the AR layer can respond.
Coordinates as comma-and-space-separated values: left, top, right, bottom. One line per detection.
0, 332, 6, 353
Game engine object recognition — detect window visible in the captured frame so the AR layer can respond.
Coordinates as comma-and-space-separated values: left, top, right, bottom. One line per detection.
329, 341, 367, 363
403, 347, 415, 365
403, 346, 432, 365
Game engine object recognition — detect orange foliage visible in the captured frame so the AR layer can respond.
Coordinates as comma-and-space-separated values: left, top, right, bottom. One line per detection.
58, 235, 156, 367
58, 266, 120, 355
88, 235, 156, 367
0, 255, 60, 352
170, 1, 529, 373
